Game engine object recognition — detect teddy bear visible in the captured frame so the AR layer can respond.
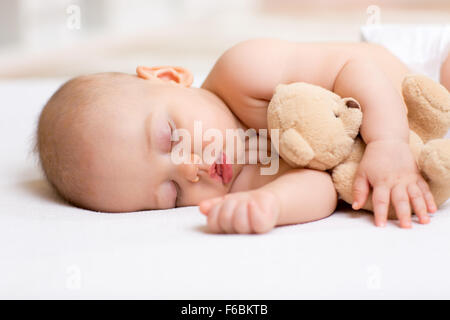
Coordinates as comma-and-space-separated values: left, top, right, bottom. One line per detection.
267, 74, 450, 219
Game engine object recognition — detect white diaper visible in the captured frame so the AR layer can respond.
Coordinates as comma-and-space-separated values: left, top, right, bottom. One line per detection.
361, 24, 450, 138
361, 24, 450, 82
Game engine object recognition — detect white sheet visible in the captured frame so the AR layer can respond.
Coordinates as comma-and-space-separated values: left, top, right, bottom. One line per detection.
1, 79, 450, 299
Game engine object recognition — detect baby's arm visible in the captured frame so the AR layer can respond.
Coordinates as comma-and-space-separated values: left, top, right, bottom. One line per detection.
204, 38, 436, 228
333, 59, 409, 144
333, 59, 436, 227
199, 169, 337, 234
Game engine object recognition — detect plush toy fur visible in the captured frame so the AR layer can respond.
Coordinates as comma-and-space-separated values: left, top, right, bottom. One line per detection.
267, 75, 450, 219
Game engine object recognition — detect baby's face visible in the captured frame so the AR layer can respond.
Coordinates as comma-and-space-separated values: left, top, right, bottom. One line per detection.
79, 79, 243, 212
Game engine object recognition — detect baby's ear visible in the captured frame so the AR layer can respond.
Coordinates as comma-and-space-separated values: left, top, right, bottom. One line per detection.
136, 66, 193, 87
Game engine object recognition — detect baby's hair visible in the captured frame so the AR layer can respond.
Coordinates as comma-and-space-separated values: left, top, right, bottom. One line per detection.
35, 72, 138, 208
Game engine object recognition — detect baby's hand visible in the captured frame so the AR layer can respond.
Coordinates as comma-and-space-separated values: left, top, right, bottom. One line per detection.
352, 139, 437, 228
199, 190, 280, 234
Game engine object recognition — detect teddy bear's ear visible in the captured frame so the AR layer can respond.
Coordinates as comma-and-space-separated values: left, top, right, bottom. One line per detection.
339, 97, 363, 140
342, 97, 361, 109
278, 128, 315, 167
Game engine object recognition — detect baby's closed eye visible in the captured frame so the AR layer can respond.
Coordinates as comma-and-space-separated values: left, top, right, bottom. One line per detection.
154, 121, 172, 153
157, 180, 179, 208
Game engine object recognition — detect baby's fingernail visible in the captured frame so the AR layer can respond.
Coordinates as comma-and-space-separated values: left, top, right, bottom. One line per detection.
198, 204, 209, 214
402, 222, 412, 229
352, 201, 358, 209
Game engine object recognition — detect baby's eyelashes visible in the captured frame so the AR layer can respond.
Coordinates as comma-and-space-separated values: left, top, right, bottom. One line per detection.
172, 180, 182, 206
163, 122, 173, 153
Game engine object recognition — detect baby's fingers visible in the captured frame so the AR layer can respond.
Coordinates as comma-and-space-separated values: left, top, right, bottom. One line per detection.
352, 173, 370, 210
407, 183, 430, 224
372, 185, 390, 227
232, 202, 252, 234
207, 203, 224, 233
248, 201, 272, 234
218, 200, 238, 233
199, 196, 224, 215
417, 177, 437, 213
391, 185, 412, 228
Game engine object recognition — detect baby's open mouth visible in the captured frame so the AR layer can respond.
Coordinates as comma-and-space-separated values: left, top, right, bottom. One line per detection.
208, 153, 233, 184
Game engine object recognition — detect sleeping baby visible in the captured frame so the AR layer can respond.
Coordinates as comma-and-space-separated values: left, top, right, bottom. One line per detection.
37, 39, 450, 233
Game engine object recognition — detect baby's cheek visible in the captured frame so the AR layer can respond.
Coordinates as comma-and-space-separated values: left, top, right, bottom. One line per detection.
156, 182, 177, 208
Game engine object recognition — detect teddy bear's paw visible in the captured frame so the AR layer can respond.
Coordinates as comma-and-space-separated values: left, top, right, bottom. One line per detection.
332, 161, 359, 205
278, 128, 316, 168
403, 74, 450, 114
419, 139, 450, 183
403, 74, 450, 142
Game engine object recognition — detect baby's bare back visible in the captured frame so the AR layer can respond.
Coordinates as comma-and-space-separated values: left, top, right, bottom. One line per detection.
300, 42, 410, 91
203, 39, 410, 131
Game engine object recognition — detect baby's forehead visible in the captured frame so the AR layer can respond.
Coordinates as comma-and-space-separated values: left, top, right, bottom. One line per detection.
75, 83, 148, 118
54, 74, 174, 149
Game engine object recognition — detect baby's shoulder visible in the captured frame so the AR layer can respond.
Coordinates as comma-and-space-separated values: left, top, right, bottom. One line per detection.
202, 38, 292, 96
